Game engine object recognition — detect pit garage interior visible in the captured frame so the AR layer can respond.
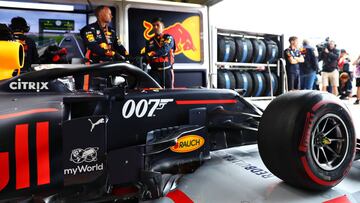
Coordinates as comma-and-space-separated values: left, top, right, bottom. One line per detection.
0, 0, 360, 203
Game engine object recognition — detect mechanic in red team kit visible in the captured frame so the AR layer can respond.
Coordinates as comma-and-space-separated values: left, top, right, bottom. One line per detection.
9, 17, 39, 74
80, 5, 129, 90
145, 17, 176, 89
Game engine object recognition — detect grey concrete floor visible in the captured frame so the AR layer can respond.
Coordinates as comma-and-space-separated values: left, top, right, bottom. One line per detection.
148, 95, 360, 203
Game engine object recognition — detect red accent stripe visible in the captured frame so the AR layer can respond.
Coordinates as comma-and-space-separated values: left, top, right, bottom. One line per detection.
0, 152, 9, 191
299, 112, 313, 152
142, 88, 162, 91
176, 99, 237, 105
36, 122, 50, 186
83, 74, 90, 91
0, 108, 59, 120
112, 186, 139, 196
15, 124, 30, 189
166, 189, 194, 203
300, 156, 338, 186
312, 101, 337, 111
323, 195, 352, 203
83, 49, 91, 91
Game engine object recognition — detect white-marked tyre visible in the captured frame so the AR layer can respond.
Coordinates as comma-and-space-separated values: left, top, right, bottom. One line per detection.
251, 39, 266, 63
217, 70, 236, 89
218, 35, 236, 62
258, 91, 356, 190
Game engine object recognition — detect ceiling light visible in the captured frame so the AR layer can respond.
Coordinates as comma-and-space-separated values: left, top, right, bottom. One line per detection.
0, 1, 74, 11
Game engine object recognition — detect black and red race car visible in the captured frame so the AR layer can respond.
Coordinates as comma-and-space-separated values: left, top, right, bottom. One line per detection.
0, 41, 359, 202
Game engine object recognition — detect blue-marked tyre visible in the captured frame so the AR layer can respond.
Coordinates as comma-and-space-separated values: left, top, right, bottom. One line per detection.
234, 71, 253, 97
217, 70, 236, 89
258, 91, 356, 190
235, 38, 253, 63
218, 36, 236, 62
251, 39, 266, 63
250, 71, 265, 97
263, 72, 279, 96
264, 39, 279, 64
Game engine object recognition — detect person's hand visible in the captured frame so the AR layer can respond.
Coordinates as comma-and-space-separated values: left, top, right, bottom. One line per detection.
105, 50, 115, 57
147, 51, 156, 57
324, 48, 329, 53
114, 53, 126, 61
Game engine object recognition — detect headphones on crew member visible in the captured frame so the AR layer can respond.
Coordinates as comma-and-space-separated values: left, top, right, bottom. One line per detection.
9, 17, 30, 33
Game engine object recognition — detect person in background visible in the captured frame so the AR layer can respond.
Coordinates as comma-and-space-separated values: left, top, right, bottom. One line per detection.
338, 72, 352, 100
319, 40, 339, 95
338, 49, 351, 73
80, 5, 129, 91
81, 6, 129, 64
39, 45, 68, 64
9, 16, 39, 74
300, 39, 319, 90
353, 55, 360, 104
284, 36, 304, 91
144, 17, 176, 89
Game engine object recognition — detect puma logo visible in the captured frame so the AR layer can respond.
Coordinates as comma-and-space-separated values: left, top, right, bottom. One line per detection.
88, 118, 108, 132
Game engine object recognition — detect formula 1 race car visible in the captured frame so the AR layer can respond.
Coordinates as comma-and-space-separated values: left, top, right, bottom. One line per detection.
0, 40, 359, 203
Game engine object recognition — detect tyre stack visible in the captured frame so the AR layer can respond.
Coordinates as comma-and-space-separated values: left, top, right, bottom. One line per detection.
233, 71, 253, 97
217, 35, 279, 64
264, 39, 279, 64
217, 69, 236, 89
234, 38, 253, 63
217, 34, 281, 97
217, 69, 280, 97
218, 35, 236, 62
250, 39, 267, 63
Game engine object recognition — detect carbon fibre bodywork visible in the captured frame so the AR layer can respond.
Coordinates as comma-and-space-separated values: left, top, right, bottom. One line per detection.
0, 63, 261, 202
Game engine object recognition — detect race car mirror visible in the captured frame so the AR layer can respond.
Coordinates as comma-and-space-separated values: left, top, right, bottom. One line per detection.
0, 41, 24, 80
111, 76, 126, 87
104, 76, 126, 101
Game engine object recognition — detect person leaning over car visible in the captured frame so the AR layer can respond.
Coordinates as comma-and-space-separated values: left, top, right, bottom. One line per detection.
300, 39, 319, 90
284, 36, 304, 91
80, 6, 129, 63
9, 16, 39, 74
80, 6, 129, 91
319, 40, 340, 95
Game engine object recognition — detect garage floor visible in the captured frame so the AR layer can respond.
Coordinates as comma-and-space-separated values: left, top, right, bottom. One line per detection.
148, 97, 360, 203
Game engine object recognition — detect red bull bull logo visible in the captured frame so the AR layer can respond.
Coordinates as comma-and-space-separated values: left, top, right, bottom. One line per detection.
142, 16, 201, 62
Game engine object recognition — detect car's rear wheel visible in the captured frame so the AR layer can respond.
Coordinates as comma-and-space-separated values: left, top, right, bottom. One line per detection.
258, 91, 356, 190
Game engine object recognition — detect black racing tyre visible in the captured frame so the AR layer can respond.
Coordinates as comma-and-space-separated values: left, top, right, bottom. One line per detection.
218, 36, 236, 62
217, 70, 236, 89
273, 72, 282, 96
226, 70, 236, 89
234, 38, 253, 63
234, 71, 253, 97
258, 91, 356, 190
217, 70, 226, 88
263, 72, 279, 96
251, 39, 266, 63
263, 39, 279, 64
250, 71, 265, 96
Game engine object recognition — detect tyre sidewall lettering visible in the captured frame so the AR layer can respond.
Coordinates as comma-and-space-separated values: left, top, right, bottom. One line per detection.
300, 102, 355, 185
